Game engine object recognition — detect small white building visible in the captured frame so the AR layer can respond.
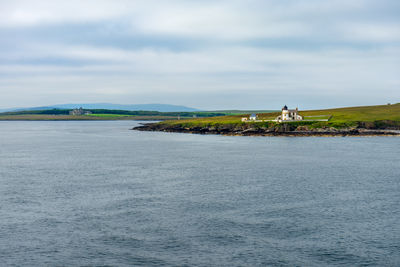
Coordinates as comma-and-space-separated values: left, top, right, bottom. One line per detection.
249, 113, 258, 121
275, 105, 302, 122
69, 107, 92, 116
241, 113, 258, 122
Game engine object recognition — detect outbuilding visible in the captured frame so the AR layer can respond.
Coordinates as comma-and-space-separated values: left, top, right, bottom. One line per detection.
249, 113, 257, 121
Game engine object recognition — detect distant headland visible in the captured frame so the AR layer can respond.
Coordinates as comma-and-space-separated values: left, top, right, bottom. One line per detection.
0, 103, 216, 121
133, 103, 400, 137
0, 103, 200, 113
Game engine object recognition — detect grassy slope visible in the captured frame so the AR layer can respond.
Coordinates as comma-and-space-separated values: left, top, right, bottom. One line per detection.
259, 104, 400, 121
159, 104, 400, 128
203, 110, 278, 115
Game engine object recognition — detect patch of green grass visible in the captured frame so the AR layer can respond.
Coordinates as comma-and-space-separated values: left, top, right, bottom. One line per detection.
299, 104, 400, 122
158, 103, 400, 129
161, 115, 244, 127
0, 114, 178, 121
303, 115, 331, 120
87, 113, 131, 118
201, 110, 278, 115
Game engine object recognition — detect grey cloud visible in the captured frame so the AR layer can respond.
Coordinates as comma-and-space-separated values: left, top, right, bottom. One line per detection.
0, 0, 399, 109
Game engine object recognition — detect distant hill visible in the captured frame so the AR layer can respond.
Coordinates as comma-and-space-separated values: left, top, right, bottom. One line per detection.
1, 103, 200, 112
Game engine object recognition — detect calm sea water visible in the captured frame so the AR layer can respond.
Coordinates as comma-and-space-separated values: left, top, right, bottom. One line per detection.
0, 121, 399, 266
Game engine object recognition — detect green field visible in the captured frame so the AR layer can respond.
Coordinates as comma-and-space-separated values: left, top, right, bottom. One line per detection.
0, 114, 179, 121
260, 104, 400, 121
1, 104, 399, 128
0, 109, 228, 120
87, 113, 131, 118
157, 103, 400, 129
203, 110, 278, 115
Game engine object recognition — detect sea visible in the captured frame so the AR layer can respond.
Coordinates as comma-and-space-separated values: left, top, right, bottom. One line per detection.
0, 121, 399, 266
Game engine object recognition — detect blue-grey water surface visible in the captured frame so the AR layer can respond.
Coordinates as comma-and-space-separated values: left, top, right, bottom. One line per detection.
0, 121, 399, 266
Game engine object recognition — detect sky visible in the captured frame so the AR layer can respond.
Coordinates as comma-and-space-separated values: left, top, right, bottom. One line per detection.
0, 0, 399, 110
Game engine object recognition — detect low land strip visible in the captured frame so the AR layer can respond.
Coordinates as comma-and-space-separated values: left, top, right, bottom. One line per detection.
133, 104, 400, 136
0, 109, 230, 121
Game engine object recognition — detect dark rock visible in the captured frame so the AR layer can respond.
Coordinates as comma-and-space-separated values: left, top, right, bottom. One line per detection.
132, 122, 400, 137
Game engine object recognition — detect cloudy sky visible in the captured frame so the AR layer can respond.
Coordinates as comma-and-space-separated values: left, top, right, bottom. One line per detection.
1, 0, 399, 110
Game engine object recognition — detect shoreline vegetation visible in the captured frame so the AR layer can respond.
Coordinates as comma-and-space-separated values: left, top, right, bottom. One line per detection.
0, 114, 177, 121
133, 104, 400, 137
0, 109, 229, 121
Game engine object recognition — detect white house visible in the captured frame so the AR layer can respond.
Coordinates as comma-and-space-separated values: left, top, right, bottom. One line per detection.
241, 113, 258, 122
249, 113, 258, 121
275, 105, 302, 122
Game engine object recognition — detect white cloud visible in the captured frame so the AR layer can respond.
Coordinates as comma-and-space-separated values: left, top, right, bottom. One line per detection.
1, 44, 398, 91
0, 0, 312, 40
0, 0, 133, 27
341, 23, 400, 42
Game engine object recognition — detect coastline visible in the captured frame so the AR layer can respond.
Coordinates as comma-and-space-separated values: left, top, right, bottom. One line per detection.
133, 122, 400, 137
0, 115, 173, 121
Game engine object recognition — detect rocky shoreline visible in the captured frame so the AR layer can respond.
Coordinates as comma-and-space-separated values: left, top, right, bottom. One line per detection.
133, 122, 400, 137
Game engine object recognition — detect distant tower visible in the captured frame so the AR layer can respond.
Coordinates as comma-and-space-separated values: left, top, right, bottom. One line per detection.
276, 105, 303, 122
281, 105, 289, 120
